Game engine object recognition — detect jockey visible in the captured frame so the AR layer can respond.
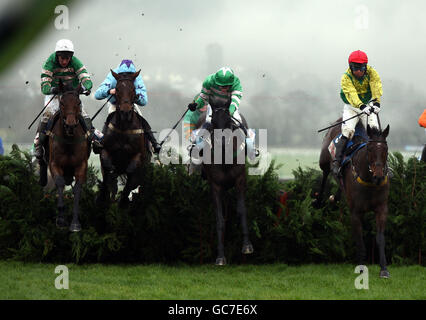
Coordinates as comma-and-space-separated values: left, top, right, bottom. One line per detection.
94, 59, 161, 154
418, 109, 426, 128
332, 50, 383, 176
34, 39, 96, 160
419, 109, 426, 161
186, 67, 257, 164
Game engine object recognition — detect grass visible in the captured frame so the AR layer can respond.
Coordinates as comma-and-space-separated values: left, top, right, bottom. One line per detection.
0, 261, 424, 300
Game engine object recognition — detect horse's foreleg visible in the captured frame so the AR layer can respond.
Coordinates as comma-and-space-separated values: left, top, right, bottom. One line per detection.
235, 177, 253, 255
212, 184, 226, 265
99, 150, 114, 204
351, 211, 366, 266
53, 174, 67, 228
70, 163, 87, 232
120, 153, 142, 208
376, 204, 390, 278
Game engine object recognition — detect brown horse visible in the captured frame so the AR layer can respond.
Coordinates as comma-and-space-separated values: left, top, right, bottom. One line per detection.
97, 70, 151, 208
46, 83, 90, 232
316, 119, 391, 278
196, 98, 253, 265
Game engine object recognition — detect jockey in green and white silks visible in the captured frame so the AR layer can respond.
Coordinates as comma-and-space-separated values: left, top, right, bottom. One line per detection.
34, 39, 97, 160
185, 67, 257, 164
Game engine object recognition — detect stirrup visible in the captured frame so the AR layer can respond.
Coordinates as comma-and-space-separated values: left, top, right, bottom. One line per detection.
331, 161, 342, 177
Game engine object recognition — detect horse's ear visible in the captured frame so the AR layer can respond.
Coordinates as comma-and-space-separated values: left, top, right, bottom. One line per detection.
111, 69, 119, 80
382, 124, 390, 138
132, 69, 141, 80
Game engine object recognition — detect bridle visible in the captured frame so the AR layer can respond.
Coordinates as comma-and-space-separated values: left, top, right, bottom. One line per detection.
351, 136, 389, 187
60, 91, 81, 136
115, 75, 136, 112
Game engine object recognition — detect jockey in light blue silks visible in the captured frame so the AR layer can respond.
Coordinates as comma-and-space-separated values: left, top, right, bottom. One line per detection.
94, 59, 161, 154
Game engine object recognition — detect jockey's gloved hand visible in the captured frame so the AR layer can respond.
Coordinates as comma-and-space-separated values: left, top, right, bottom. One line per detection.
188, 102, 198, 112
83, 89, 91, 96
360, 104, 372, 115
50, 87, 59, 95
371, 101, 380, 114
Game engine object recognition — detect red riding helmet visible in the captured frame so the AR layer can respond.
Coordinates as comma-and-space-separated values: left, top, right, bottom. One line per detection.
348, 50, 368, 64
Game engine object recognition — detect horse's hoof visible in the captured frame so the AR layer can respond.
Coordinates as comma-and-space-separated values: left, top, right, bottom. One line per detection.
215, 257, 227, 266
69, 222, 81, 232
242, 243, 254, 255
56, 217, 67, 229
379, 270, 390, 278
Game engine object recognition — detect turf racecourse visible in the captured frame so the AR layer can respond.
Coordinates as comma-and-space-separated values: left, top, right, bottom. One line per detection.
0, 262, 424, 300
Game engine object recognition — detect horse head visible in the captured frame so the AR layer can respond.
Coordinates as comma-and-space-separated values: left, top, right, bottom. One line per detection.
58, 82, 82, 136
366, 124, 390, 185
210, 97, 233, 130
111, 69, 140, 123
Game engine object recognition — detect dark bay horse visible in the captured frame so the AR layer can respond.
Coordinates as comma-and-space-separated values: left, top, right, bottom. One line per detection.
198, 98, 253, 265
316, 119, 391, 278
97, 70, 151, 208
46, 83, 90, 232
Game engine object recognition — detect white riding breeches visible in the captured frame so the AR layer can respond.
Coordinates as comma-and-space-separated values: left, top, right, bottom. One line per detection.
41, 94, 88, 123
108, 102, 143, 117
341, 103, 379, 139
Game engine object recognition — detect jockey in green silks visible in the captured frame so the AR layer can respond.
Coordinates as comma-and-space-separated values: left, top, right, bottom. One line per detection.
184, 67, 257, 165
34, 39, 99, 160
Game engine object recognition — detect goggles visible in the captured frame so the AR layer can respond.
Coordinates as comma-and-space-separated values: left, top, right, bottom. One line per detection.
350, 63, 367, 71
57, 51, 73, 59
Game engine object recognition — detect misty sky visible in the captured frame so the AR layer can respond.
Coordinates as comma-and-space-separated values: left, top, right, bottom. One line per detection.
1, 0, 425, 147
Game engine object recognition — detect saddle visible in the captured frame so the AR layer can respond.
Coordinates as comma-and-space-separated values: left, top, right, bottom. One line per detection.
43, 111, 91, 158
329, 122, 368, 167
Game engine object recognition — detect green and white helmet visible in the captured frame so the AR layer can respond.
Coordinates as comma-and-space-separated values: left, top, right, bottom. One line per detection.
55, 39, 74, 53
214, 67, 235, 86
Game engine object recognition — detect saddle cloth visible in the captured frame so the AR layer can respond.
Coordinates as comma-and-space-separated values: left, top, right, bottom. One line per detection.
328, 122, 368, 166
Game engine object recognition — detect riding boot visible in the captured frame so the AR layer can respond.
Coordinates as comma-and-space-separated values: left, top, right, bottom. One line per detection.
145, 130, 161, 154
139, 117, 161, 154
34, 121, 48, 160
332, 135, 348, 177
81, 116, 104, 154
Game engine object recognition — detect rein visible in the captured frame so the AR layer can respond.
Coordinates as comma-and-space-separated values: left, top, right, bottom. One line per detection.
48, 92, 88, 145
